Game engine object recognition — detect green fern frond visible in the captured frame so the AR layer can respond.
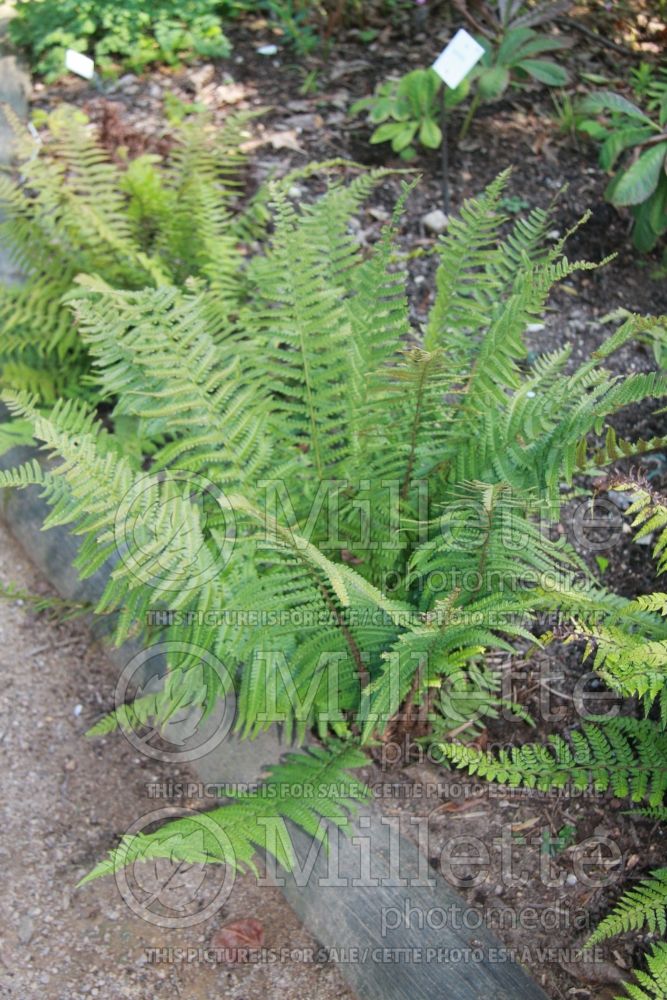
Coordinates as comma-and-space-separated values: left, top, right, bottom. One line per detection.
424, 170, 511, 352
0, 104, 262, 405
572, 604, 667, 724
78, 743, 369, 884
615, 942, 667, 1000
577, 427, 667, 472
439, 717, 667, 804
588, 868, 667, 944
625, 805, 667, 821
609, 480, 667, 577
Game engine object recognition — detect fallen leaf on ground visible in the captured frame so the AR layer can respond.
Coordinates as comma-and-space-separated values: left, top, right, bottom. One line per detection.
242, 129, 304, 154
211, 918, 265, 963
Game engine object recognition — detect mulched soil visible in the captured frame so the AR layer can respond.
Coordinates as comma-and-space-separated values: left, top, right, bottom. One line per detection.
23, 9, 667, 999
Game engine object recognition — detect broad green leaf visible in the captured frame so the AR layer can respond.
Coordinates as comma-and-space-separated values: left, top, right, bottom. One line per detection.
518, 58, 568, 86
512, 34, 572, 60
370, 122, 406, 145
599, 126, 655, 171
578, 90, 656, 126
610, 141, 667, 206
496, 26, 535, 65
631, 195, 662, 252
391, 120, 419, 152
630, 174, 667, 251
368, 98, 395, 124
398, 69, 439, 117
578, 119, 610, 140
419, 117, 442, 149
648, 174, 667, 234
660, 89, 667, 128
444, 76, 471, 108
477, 65, 510, 100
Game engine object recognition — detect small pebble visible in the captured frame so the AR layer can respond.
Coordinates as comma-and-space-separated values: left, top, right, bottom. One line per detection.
422, 209, 449, 235
18, 915, 33, 944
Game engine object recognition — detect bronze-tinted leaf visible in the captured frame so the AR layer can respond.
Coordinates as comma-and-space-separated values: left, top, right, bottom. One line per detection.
211, 918, 265, 963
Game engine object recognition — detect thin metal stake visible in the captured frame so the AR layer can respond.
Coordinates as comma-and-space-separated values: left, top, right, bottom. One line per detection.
439, 84, 450, 216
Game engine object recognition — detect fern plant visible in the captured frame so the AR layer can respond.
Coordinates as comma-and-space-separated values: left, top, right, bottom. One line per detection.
442, 467, 667, 996
0, 104, 262, 434
588, 868, 667, 945
2, 170, 667, 888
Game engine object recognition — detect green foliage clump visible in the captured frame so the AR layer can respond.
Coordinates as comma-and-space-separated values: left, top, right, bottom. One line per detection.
0, 105, 262, 420
351, 2, 571, 155
351, 69, 468, 161
8, 0, 232, 80
577, 73, 667, 252
461, 4, 570, 137
1, 166, 666, 884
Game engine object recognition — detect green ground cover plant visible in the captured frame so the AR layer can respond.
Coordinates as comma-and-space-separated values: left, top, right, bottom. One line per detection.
577, 71, 667, 253
351, 0, 571, 157
8, 0, 233, 80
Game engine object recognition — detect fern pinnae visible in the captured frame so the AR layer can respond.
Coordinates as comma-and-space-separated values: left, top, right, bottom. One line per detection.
587, 869, 667, 945
78, 742, 369, 886
440, 718, 667, 804
614, 942, 667, 999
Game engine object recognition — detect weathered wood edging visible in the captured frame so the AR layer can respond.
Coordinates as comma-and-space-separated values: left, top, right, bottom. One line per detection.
0, 449, 550, 1000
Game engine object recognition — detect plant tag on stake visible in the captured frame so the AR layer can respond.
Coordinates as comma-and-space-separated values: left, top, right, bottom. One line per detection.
432, 29, 484, 89
65, 49, 95, 80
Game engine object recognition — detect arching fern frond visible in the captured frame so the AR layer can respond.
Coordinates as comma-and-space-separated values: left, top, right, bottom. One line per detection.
439, 718, 667, 804
78, 743, 369, 884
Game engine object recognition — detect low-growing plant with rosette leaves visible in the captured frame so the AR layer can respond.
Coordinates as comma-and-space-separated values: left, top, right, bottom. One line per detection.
578, 73, 667, 253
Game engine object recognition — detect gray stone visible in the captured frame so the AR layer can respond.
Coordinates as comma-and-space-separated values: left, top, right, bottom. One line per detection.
18, 914, 34, 944
422, 209, 449, 235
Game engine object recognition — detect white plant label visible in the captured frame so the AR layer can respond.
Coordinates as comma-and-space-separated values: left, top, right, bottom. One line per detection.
65, 49, 95, 80
432, 29, 484, 89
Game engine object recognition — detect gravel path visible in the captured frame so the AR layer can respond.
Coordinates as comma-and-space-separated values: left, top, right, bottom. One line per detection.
0, 518, 354, 1000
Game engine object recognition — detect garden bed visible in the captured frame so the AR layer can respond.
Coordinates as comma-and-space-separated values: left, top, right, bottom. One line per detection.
3, 6, 667, 999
